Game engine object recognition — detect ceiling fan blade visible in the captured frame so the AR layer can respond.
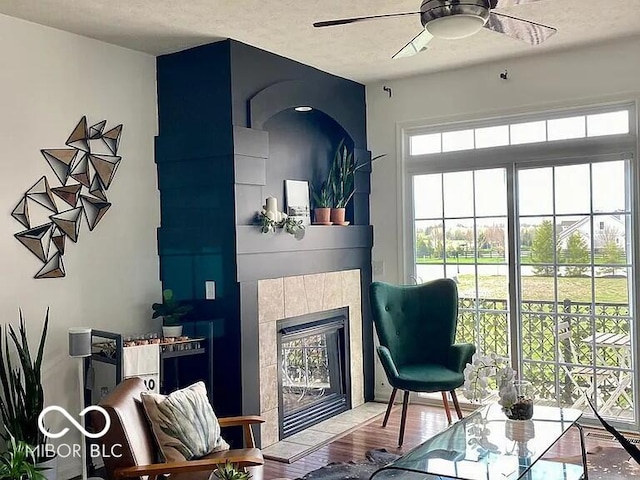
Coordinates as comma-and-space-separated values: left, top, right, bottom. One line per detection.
313, 11, 420, 28
491, 0, 546, 7
392, 29, 434, 59
485, 12, 557, 45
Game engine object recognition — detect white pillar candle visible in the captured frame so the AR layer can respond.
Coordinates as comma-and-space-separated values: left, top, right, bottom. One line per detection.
265, 196, 278, 214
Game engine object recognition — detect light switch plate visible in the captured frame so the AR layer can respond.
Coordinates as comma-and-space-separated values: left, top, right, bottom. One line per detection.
205, 281, 216, 299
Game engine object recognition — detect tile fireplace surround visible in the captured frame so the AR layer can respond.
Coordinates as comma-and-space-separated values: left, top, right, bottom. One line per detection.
257, 269, 364, 447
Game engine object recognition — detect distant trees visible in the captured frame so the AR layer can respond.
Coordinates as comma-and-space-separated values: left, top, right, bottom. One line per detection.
416, 236, 429, 258
598, 225, 620, 246
528, 221, 627, 277
483, 224, 506, 257
599, 241, 625, 276
416, 227, 442, 259
597, 225, 625, 276
564, 232, 589, 276
520, 226, 535, 248
531, 220, 556, 276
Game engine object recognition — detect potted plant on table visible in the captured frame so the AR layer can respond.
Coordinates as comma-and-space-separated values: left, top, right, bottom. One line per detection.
152, 289, 193, 338
0, 311, 53, 479
462, 353, 533, 420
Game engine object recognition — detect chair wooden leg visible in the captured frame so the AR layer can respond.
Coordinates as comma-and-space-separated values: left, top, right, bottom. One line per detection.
382, 388, 398, 428
398, 391, 410, 448
442, 391, 452, 424
450, 390, 463, 420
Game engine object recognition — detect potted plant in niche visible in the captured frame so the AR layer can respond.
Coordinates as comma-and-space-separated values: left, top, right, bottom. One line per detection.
310, 181, 332, 225
328, 139, 353, 225
328, 139, 386, 225
0, 311, 54, 480
152, 289, 193, 338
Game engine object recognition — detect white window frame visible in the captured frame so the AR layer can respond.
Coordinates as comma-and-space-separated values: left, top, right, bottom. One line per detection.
399, 100, 639, 429
408, 103, 632, 156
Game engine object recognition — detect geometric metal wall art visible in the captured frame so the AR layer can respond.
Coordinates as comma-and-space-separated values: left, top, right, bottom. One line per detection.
12, 116, 123, 278
15, 224, 52, 262
11, 196, 30, 228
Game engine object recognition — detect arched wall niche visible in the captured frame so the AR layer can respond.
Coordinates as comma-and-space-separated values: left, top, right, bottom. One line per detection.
249, 79, 364, 149
261, 107, 354, 206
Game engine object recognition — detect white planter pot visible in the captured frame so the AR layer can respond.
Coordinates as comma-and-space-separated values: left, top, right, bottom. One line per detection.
162, 325, 183, 338
37, 454, 57, 480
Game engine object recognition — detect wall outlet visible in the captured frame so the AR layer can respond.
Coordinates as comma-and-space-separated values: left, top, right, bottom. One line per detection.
205, 281, 216, 299
373, 260, 385, 276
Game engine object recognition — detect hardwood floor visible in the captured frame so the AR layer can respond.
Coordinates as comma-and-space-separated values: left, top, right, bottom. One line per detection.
264, 402, 608, 480
264, 402, 447, 479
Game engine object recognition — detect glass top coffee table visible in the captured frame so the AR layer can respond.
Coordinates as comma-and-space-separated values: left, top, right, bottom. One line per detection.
370, 403, 588, 480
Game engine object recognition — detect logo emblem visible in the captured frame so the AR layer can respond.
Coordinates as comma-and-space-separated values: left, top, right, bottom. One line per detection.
38, 405, 111, 439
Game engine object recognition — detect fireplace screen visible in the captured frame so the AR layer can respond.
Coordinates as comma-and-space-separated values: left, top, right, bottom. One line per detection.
278, 310, 350, 438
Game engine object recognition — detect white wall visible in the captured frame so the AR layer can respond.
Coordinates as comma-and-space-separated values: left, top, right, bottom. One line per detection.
366, 36, 640, 399
0, 14, 159, 478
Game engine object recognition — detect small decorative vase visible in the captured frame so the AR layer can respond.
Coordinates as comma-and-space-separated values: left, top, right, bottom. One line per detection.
504, 380, 534, 420
505, 419, 535, 443
330, 207, 346, 225
314, 207, 331, 225
162, 325, 183, 338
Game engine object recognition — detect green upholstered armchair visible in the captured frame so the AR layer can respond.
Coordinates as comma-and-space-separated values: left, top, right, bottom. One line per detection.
370, 278, 476, 447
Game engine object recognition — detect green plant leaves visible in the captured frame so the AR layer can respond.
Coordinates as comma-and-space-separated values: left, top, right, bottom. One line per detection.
152, 289, 192, 325
0, 434, 45, 480
0, 310, 49, 460
328, 139, 386, 209
214, 461, 252, 480
311, 181, 332, 208
311, 139, 385, 210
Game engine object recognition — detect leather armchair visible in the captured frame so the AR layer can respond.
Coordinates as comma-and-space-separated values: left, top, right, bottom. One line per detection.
91, 378, 264, 480
370, 278, 476, 447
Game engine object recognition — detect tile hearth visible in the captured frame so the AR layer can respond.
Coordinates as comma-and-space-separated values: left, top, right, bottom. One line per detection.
262, 401, 387, 463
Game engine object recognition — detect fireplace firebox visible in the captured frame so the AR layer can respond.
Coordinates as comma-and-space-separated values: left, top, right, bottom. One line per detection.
277, 307, 351, 439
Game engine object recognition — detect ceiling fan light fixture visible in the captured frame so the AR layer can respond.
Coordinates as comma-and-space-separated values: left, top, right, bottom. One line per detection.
426, 14, 487, 39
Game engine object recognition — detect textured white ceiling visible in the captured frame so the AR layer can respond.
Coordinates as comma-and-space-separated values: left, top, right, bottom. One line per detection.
1, 0, 639, 82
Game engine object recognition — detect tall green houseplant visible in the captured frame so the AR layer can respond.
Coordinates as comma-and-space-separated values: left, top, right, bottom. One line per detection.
329, 139, 356, 209
329, 139, 386, 209
0, 310, 49, 459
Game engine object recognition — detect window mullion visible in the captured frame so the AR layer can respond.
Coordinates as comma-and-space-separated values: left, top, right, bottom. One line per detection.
506, 164, 521, 371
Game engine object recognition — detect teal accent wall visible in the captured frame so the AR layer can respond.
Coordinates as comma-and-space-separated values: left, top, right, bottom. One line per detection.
156, 40, 372, 445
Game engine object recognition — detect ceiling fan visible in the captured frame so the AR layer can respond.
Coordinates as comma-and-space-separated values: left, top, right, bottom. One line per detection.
313, 0, 557, 59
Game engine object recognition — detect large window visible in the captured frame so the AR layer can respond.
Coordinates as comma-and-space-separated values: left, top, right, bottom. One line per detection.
517, 161, 633, 421
405, 103, 637, 426
410, 109, 630, 156
414, 169, 509, 359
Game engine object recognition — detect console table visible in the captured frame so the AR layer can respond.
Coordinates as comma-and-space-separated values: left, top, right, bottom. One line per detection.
84, 328, 211, 404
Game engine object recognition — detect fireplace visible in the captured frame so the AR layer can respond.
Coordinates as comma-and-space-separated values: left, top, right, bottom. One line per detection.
256, 269, 364, 447
277, 308, 350, 438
